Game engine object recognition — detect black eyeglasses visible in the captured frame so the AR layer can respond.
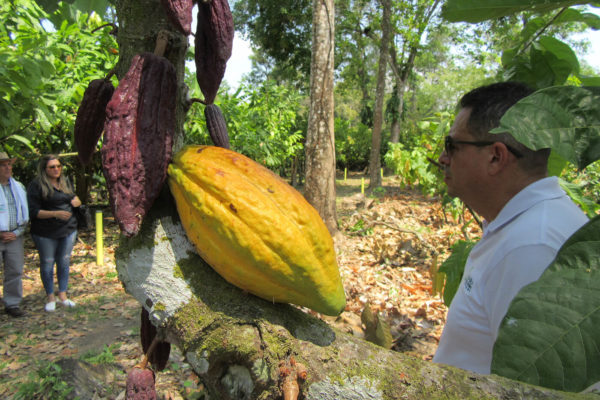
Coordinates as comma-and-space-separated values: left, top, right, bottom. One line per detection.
444, 136, 522, 158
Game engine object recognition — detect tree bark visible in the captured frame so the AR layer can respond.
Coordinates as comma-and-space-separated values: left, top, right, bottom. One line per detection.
388, 46, 416, 144
367, 0, 392, 190
115, 198, 595, 400
304, 0, 338, 235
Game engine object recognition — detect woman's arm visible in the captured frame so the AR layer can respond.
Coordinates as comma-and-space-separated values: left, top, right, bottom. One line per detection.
36, 209, 72, 221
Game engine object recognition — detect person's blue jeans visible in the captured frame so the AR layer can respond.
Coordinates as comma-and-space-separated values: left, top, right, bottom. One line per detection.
32, 231, 77, 295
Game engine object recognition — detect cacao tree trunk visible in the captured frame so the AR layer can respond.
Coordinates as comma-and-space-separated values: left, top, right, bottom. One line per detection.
367, 0, 392, 190
115, 198, 595, 400
304, 0, 338, 235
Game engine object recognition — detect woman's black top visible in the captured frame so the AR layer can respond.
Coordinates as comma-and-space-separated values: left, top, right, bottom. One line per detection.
27, 178, 77, 239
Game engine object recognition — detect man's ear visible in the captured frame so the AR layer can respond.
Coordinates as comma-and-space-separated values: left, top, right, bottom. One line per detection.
487, 142, 512, 175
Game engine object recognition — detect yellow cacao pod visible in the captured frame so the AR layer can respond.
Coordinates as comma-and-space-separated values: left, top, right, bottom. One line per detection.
167, 145, 346, 316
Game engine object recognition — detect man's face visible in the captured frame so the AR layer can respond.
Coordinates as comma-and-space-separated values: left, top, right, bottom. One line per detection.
438, 108, 488, 204
0, 160, 13, 183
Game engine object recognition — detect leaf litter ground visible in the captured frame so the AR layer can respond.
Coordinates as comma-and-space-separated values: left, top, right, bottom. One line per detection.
0, 175, 479, 399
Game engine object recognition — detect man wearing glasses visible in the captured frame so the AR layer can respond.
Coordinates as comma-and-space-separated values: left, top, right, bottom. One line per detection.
433, 82, 589, 374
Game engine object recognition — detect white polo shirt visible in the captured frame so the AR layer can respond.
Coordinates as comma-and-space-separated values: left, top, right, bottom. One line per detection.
433, 177, 589, 374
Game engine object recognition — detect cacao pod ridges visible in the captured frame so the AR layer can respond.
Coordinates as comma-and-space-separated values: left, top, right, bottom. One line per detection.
168, 145, 346, 316
74, 78, 115, 166
204, 104, 230, 148
160, 0, 193, 36
194, 0, 234, 105
102, 52, 177, 237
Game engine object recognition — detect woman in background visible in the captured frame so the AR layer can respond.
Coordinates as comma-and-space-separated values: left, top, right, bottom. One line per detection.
27, 155, 81, 312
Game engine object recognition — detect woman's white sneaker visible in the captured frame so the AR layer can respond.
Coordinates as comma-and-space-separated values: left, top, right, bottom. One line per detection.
45, 301, 56, 312
59, 299, 76, 308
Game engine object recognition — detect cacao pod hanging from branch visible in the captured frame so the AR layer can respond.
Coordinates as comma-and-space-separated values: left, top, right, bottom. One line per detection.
204, 103, 230, 148
160, 0, 194, 36
194, 0, 234, 104
102, 33, 177, 237
74, 75, 115, 166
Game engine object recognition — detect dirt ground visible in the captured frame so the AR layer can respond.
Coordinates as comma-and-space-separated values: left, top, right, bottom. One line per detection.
0, 174, 479, 399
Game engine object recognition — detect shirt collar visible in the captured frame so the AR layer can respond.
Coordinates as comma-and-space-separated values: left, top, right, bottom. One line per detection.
482, 176, 565, 236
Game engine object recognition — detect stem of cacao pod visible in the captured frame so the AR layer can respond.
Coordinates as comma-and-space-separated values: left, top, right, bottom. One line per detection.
154, 30, 171, 57
139, 335, 162, 369
105, 67, 117, 81
91, 23, 118, 36
187, 97, 207, 106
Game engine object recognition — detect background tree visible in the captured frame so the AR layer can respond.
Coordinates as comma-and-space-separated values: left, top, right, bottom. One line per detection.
387, 0, 442, 144
305, 0, 338, 233
367, 0, 392, 189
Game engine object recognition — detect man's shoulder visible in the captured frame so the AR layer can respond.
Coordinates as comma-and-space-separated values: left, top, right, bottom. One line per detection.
498, 195, 588, 251
13, 179, 26, 190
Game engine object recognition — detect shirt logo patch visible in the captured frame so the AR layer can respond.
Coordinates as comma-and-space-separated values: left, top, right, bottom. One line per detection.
464, 276, 473, 293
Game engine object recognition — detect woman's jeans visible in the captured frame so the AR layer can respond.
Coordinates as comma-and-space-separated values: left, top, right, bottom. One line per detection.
32, 231, 77, 296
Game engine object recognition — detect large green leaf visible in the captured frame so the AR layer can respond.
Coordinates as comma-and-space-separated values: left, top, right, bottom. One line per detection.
492, 215, 600, 392
441, 0, 589, 23
538, 36, 580, 77
437, 240, 475, 306
491, 86, 600, 170
546, 150, 568, 176
554, 8, 600, 28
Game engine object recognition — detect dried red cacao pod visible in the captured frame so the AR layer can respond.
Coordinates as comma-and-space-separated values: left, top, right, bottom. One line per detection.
160, 0, 193, 36
126, 366, 156, 400
102, 53, 176, 237
74, 78, 115, 166
140, 308, 171, 372
194, 0, 234, 104
204, 104, 230, 148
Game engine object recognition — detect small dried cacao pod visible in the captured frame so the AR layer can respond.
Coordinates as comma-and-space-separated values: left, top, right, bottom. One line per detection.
160, 0, 193, 36
194, 0, 234, 104
126, 366, 156, 400
204, 104, 230, 148
140, 308, 171, 372
74, 78, 115, 166
102, 53, 177, 237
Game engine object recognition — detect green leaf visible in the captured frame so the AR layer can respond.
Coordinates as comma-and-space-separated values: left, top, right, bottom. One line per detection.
558, 178, 600, 217
538, 36, 580, 76
578, 75, 600, 86
491, 86, 600, 169
492, 215, 600, 392
5, 134, 34, 150
438, 240, 475, 306
441, 0, 588, 23
547, 150, 568, 176
555, 8, 600, 29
